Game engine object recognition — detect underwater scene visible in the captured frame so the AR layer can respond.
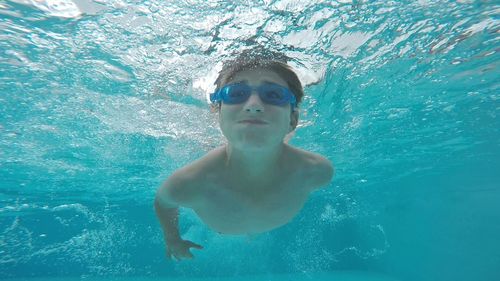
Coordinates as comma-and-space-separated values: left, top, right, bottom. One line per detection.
1, 0, 499, 281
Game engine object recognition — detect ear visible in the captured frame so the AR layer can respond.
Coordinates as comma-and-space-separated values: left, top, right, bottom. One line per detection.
289, 108, 299, 132
210, 104, 218, 113
210, 103, 221, 114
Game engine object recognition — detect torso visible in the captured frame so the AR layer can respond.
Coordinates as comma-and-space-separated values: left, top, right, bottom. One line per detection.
183, 144, 325, 235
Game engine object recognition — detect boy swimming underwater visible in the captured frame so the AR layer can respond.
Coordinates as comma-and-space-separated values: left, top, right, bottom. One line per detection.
154, 49, 334, 261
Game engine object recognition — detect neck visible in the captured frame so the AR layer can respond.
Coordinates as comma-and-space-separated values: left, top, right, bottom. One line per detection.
224, 143, 286, 180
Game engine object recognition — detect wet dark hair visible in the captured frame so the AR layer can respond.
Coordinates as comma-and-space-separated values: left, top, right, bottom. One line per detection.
213, 48, 304, 110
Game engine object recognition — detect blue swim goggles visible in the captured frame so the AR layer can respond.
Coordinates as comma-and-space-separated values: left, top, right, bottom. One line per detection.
210, 82, 297, 109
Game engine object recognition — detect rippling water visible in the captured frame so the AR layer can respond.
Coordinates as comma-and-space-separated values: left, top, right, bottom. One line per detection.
1, 1, 499, 281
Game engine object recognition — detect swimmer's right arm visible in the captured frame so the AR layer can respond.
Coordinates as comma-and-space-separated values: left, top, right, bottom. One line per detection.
154, 174, 203, 260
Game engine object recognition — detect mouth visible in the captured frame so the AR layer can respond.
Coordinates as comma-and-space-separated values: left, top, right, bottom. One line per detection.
238, 119, 268, 125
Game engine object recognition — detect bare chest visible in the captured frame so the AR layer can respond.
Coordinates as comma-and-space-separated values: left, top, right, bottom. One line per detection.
193, 172, 310, 235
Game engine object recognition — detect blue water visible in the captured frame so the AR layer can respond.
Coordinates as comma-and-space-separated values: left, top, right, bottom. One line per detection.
1, 1, 499, 281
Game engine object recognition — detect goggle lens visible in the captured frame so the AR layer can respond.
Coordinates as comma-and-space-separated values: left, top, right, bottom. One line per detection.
211, 83, 296, 107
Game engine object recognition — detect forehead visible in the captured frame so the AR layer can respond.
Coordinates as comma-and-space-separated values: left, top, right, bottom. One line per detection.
227, 68, 288, 87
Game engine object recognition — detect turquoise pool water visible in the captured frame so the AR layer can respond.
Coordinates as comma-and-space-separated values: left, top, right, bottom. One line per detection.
1, 1, 499, 281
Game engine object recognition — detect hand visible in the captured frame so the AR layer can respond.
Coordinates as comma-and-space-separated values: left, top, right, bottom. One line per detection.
166, 239, 203, 261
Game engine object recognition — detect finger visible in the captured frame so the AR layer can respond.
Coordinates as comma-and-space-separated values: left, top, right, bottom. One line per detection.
168, 251, 179, 261
188, 242, 203, 249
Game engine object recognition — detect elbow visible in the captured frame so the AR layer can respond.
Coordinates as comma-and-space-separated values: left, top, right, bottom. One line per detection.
321, 164, 335, 187
153, 195, 161, 210
153, 187, 163, 210
329, 163, 335, 182
154, 184, 179, 210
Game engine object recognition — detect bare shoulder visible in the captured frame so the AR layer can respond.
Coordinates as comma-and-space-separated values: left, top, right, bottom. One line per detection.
157, 146, 224, 208
286, 145, 335, 189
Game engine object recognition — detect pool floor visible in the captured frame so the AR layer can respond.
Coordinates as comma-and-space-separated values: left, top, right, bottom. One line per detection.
2, 271, 400, 281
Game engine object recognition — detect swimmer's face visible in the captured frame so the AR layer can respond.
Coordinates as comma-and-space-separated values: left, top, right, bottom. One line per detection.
218, 68, 298, 150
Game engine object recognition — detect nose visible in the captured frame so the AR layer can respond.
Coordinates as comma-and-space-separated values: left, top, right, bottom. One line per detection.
243, 91, 264, 113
